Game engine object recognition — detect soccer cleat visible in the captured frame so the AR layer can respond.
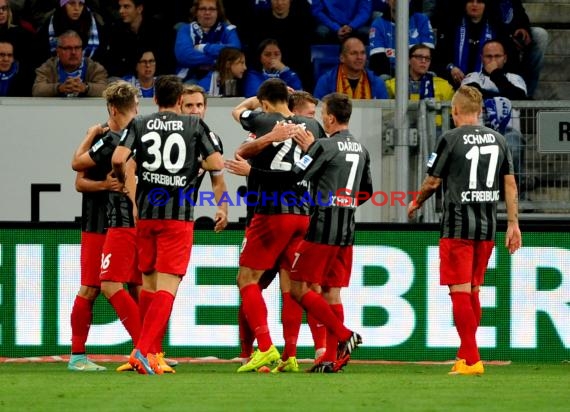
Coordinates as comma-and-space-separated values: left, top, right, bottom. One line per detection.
129, 349, 156, 375
271, 356, 300, 373
307, 361, 335, 373
156, 353, 176, 374
337, 332, 362, 360
67, 354, 106, 372
116, 362, 134, 372
448, 359, 485, 376
237, 345, 280, 373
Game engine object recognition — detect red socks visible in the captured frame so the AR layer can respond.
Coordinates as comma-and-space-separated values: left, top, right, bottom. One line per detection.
450, 291, 480, 365
300, 290, 351, 342
471, 290, 481, 327
238, 304, 254, 358
308, 313, 326, 355
240, 284, 273, 351
137, 290, 174, 356
324, 304, 344, 362
108, 289, 141, 346
281, 292, 302, 360
70, 295, 94, 353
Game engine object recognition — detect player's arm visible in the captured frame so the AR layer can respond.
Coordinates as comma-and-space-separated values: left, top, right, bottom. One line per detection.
201, 151, 224, 171
210, 172, 228, 232
112, 146, 132, 184
231, 96, 261, 122
407, 175, 442, 219
357, 155, 374, 206
74, 171, 122, 193
504, 174, 522, 254
71, 124, 108, 171
235, 122, 296, 160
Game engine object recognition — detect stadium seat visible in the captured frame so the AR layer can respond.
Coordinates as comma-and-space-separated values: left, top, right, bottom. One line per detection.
311, 44, 341, 82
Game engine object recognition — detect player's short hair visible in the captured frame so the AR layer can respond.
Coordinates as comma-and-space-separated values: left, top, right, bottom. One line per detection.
288, 91, 317, 112
322, 93, 352, 124
256, 78, 288, 105
102, 80, 138, 113
154, 75, 183, 108
182, 84, 208, 106
452, 85, 483, 115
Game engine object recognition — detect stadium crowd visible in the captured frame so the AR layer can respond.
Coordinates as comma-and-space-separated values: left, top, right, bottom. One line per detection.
0, 0, 547, 100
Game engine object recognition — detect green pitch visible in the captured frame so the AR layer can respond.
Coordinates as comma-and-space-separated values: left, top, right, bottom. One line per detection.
1, 362, 569, 411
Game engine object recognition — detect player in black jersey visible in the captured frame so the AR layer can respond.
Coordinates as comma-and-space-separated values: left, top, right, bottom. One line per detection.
227, 92, 372, 373
229, 79, 327, 373
408, 85, 521, 375
112, 75, 223, 375
181, 84, 228, 232
67, 90, 131, 372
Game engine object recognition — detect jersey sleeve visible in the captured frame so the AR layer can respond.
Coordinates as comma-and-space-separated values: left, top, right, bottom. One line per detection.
196, 118, 222, 158
426, 133, 451, 178
239, 109, 262, 132
118, 118, 138, 150
357, 149, 373, 205
88, 134, 115, 165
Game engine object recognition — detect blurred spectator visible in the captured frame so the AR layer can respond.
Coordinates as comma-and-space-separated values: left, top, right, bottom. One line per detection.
104, 0, 175, 77
243, 38, 302, 97
32, 29, 107, 96
462, 39, 526, 178
122, 48, 156, 98
434, 0, 512, 89
369, 0, 434, 78
35, 0, 108, 64
19, 1, 117, 30
175, 0, 241, 84
0, 39, 32, 95
496, 0, 547, 98
244, 0, 315, 92
311, 0, 372, 44
313, 36, 388, 99
0, 0, 36, 68
196, 47, 246, 97
288, 90, 318, 117
385, 44, 453, 101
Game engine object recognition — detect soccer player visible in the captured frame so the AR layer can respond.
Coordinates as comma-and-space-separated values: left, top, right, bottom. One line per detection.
226, 92, 372, 373
67, 106, 126, 372
181, 84, 228, 232
230, 78, 327, 373
408, 85, 522, 375
112, 75, 224, 375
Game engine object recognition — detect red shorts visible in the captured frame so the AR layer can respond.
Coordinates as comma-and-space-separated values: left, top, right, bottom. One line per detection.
80, 231, 106, 287
290, 241, 353, 288
439, 238, 495, 286
239, 214, 309, 271
100, 227, 141, 285
137, 219, 194, 276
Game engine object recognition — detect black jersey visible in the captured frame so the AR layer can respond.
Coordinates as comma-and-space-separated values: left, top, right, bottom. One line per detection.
250, 130, 373, 246
189, 131, 224, 203
119, 111, 222, 221
427, 124, 514, 240
81, 130, 108, 234
89, 130, 135, 228
239, 110, 327, 215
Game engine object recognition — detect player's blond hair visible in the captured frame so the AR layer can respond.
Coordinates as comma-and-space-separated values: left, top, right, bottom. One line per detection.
451, 85, 483, 115
102, 80, 139, 114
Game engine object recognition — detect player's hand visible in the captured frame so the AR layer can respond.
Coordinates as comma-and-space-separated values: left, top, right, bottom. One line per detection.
224, 154, 251, 176
292, 127, 314, 152
407, 200, 420, 219
270, 121, 296, 143
86, 123, 108, 141
213, 209, 228, 233
505, 223, 522, 254
105, 171, 123, 192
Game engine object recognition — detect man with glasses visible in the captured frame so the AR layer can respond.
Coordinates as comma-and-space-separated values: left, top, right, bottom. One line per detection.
32, 30, 107, 97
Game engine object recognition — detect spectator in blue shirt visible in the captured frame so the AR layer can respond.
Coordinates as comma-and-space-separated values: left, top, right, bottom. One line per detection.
175, 0, 241, 83
311, 0, 372, 44
243, 38, 302, 97
314, 36, 388, 99
369, 0, 435, 78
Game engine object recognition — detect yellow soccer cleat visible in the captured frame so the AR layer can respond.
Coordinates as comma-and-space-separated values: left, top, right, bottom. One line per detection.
271, 356, 300, 373
116, 362, 134, 372
448, 359, 485, 376
237, 345, 280, 373
156, 353, 176, 374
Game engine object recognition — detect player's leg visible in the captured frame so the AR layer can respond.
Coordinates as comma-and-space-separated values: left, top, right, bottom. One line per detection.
307, 283, 326, 362
68, 231, 105, 372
